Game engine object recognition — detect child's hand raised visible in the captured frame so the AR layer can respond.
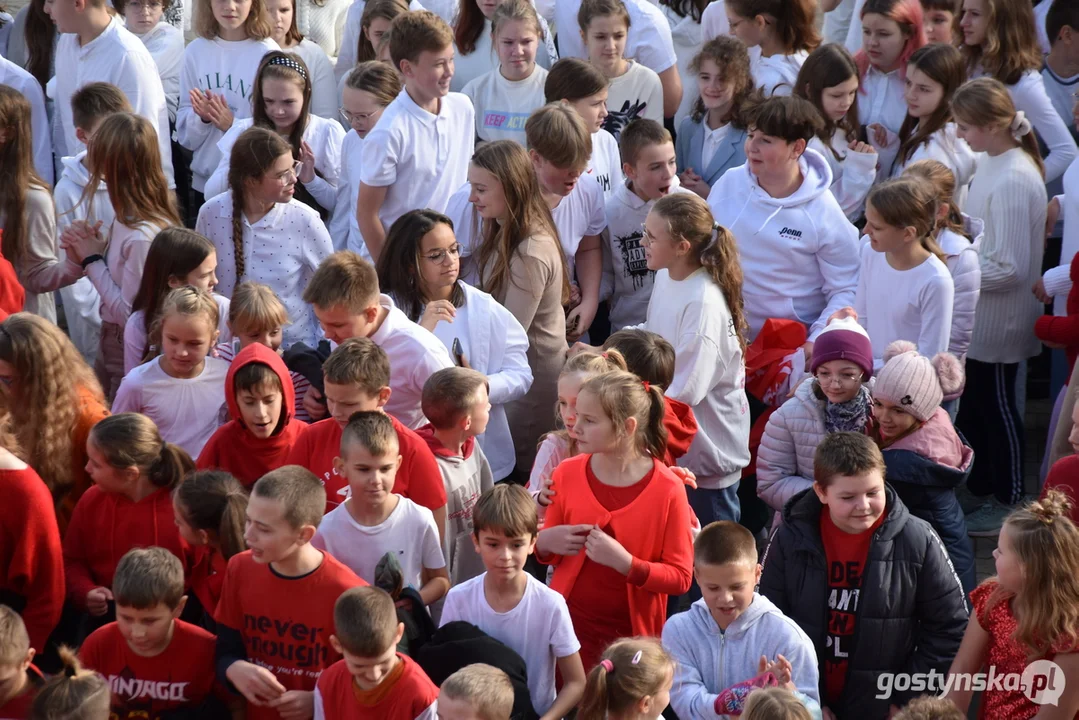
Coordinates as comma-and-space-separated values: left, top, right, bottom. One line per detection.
538, 475, 556, 507
226, 660, 287, 706
269, 689, 314, 720
537, 523, 592, 556
204, 92, 235, 132
298, 141, 316, 184
86, 586, 113, 616
758, 654, 795, 690
585, 526, 633, 575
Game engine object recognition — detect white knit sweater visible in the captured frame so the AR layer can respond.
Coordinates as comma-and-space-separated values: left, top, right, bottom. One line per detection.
966, 147, 1047, 364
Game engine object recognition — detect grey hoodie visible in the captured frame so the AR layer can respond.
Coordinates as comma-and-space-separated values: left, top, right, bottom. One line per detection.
662, 594, 820, 720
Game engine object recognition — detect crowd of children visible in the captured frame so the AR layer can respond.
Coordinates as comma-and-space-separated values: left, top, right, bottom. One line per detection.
2, 0, 1079, 717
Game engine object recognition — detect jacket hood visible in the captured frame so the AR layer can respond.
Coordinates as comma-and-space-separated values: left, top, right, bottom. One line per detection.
663, 398, 698, 464
729, 149, 835, 235
881, 410, 973, 488
416, 423, 475, 462
782, 482, 910, 548
60, 152, 93, 187
225, 342, 296, 429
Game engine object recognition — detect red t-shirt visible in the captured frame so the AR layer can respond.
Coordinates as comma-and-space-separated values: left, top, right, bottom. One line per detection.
819, 506, 887, 706
566, 461, 655, 671
315, 655, 438, 720
0, 665, 43, 719
285, 416, 447, 515
214, 550, 365, 720
79, 620, 217, 719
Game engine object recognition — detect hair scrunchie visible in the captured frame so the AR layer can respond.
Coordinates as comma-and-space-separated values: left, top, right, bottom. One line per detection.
1010, 110, 1033, 140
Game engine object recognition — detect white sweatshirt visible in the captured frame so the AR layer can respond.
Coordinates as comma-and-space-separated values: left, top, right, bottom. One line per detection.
604, 60, 664, 139
0, 56, 51, 184
586, 128, 624, 200
884, 122, 977, 209
854, 244, 955, 370
135, 22, 183, 123
176, 36, 280, 191
706, 148, 861, 342
809, 129, 877, 222
633, 267, 750, 488
751, 47, 808, 97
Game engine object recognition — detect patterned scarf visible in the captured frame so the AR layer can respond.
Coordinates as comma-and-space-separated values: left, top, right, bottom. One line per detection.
822, 383, 872, 434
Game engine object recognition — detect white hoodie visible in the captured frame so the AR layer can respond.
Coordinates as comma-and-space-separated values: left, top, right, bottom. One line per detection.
809, 128, 877, 222
751, 47, 808, 97
707, 148, 861, 341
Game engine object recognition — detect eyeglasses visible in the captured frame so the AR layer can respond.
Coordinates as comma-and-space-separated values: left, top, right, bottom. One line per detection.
276, 161, 303, 182
422, 244, 460, 264
339, 108, 378, 126
815, 372, 863, 387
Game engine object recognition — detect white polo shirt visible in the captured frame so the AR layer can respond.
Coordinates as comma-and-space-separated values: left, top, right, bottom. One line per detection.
359, 89, 475, 231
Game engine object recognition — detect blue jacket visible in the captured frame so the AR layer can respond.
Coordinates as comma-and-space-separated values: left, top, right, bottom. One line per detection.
675, 115, 747, 188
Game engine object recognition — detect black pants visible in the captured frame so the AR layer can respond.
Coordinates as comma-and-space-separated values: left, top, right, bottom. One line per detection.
955, 359, 1025, 505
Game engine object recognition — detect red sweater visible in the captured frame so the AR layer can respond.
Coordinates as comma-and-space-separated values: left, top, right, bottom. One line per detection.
0, 466, 63, 652
286, 415, 446, 515
185, 542, 227, 618
63, 486, 187, 611
197, 343, 306, 487
215, 550, 365, 720
541, 454, 693, 639
315, 655, 438, 720
80, 620, 218, 718
663, 398, 698, 465
0, 665, 43, 719
1035, 252, 1079, 375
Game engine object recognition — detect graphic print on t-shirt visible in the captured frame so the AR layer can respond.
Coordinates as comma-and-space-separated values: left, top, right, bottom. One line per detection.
483, 110, 530, 134
824, 560, 861, 690
104, 666, 197, 720
603, 99, 649, 140
614, 229, 654, 290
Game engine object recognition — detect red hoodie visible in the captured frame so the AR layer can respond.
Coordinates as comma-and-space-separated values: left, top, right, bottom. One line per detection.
63, 485, 187, 611
0, 466, 64, 652
662, 398, 697, 466
197, 343, 306, 487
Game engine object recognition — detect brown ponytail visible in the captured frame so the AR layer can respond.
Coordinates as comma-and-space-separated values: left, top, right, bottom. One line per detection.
175, 470, 249, 560
866, 178, 947, 263
30, 646, 111, 720
89, 413, 195, 490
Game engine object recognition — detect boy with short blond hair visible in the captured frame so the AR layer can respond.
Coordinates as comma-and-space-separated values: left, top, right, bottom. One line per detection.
604, 118, 690, 330
315, 587, 439, 720
417, 367, 495, 584
663, 521, 820, 720
215, 466, 365, 720
312, 412, 450, 605
440, 485, 585, 720
525, 103, 606, 341
356, 11, 475, 260
0, 606, 42, 719
286, 337, 448, 529
303, 251, 454, 429
439, 664, 515, 720
80, 547, 227, 719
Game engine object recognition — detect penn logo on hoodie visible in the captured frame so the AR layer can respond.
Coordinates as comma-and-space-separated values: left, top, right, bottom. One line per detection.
779, 226, 803, 241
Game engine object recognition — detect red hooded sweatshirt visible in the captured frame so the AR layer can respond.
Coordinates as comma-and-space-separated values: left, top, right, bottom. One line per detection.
198, 343, 306, 487
63, 485, 187, 611
662, 398, 698, 466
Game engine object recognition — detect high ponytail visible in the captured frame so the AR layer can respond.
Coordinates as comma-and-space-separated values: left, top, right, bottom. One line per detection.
30, 646, 111, 720
175, 470, 249, 560
89, 413, 195, 490
578, 638, 674, 720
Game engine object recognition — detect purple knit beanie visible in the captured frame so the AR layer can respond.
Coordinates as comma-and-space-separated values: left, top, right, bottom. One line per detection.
811, 318, 873, 379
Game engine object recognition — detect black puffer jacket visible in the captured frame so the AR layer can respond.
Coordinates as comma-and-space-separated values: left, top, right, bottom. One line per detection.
759, 485, 969, 720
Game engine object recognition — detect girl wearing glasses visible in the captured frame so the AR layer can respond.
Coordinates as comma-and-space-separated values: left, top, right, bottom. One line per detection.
377, 209, 533, 483
757, 317, 874, 527
196, 127, 334, 349
332, 61, 403, 259
204, 51, 345, 225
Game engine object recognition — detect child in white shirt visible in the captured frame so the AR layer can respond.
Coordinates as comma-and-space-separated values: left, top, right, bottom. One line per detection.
312, 411, 450, 604
854, 0, 924, 134
580, 0, 663, 139
112, 286, 229, 458
462, 0, 549, 144
544, 58, 624, 200
118, 0, 184, 123
177, 0, 278, 199
357, 11, 475, 260
265, 0, 338, 118
725, 0, 818, 96
853, 178, 955, 370
196, 126, 334, 350
449, 0, 558, 93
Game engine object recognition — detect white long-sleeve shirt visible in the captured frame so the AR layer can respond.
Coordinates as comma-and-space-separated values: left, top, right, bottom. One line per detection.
135, 22, 184, 123
287, 38, 338, 119
854, 244, 955, 369
809, 129, 877, 221
54, 18, 174, 186
882, 122, 977, 208
1044, 159, 1079, 316
0, 56, 52, 184
176, 36, 279, 191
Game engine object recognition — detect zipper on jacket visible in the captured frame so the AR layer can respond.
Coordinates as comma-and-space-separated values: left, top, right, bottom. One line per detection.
717, 631, 726, 695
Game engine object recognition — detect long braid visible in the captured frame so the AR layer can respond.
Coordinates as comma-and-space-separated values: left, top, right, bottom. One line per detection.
231, 184, 246, 280
225, 128, 292, 281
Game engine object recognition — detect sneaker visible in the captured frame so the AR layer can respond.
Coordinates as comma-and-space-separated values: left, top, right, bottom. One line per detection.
965, 499, 1014, 537
956, 485, 989, 515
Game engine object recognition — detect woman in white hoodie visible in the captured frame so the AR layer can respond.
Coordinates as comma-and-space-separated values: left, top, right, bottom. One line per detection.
376, 209, 533, 483
724, 0, 819, 97
707, 94, 861, 346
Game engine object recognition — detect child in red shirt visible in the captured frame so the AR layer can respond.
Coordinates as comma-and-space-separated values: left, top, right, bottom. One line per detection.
943, 491, 1079, 719
536, 369, 693, 671
172, 470, 249, 622
1042, 393, 1079, 527
215, 466, 365, 720
0, 606, 44, 720
314, 586, 438, 720
79, 547, 229, 719
198, 343, 306, 487
64, 413, 195, 618
285, 338, 447, 529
